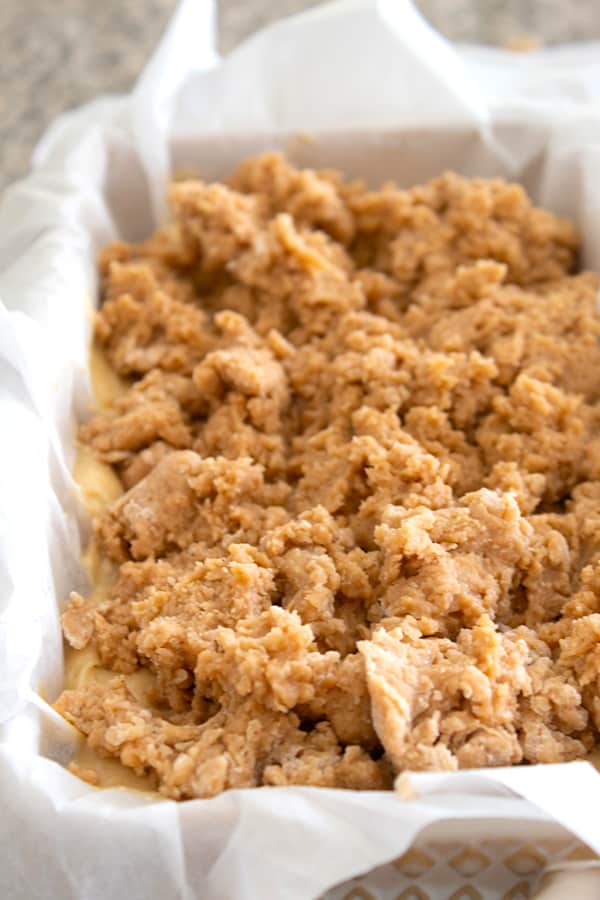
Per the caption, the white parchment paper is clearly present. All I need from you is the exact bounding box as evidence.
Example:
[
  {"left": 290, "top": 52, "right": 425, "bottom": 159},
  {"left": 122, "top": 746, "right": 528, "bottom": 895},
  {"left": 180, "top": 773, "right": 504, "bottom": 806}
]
[{"left": 2, "top": 2, "right": 600, "bottom": 897}]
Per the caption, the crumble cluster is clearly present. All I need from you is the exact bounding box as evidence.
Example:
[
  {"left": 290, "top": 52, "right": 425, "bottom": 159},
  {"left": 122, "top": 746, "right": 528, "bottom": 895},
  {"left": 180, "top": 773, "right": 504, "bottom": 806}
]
[{"left": 55, "top": 153, "right": 600, "bottom": 799}]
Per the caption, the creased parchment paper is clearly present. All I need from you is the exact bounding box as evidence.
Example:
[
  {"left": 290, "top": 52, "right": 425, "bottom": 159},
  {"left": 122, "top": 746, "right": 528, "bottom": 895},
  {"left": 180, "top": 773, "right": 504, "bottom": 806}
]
[{"left": 3, "top": 2, "right": 600, "bottom": 898}]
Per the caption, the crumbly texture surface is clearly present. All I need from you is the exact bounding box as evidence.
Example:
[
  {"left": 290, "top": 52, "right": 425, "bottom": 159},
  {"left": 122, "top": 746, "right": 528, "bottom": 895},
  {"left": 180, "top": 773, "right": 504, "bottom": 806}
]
[{"left": 55, "top": 152, "right": 600, "bottom": 800}]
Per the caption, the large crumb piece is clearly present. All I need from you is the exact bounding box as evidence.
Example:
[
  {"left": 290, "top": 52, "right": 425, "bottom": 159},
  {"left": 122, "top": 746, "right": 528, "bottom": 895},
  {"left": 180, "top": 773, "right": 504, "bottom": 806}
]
[
  {"left": 56, "top": 152, "right": 600, "bottom": 798},
  {"left": 374, "top": 488, "right": 532, "bottom": 629},
  {"left": 359, "top": 616, "right": 528, "bottom": 771},
  {"left": 359, "top": 616, "right": 588, "bottom": 772},
  {"left": 55, "top": 681, "right": 389, "bottom": 799}
]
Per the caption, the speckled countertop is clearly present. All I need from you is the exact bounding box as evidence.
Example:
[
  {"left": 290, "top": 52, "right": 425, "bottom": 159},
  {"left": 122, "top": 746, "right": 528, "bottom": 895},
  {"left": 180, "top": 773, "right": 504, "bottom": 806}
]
[{"left": 1, "top": 0, "right": 599, "bottom": 191}]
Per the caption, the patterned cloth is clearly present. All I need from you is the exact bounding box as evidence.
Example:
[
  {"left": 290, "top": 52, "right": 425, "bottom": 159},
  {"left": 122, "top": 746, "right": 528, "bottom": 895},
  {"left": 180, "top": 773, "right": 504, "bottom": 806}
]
[{"left": 326, "top": 835, "right": 598, "bottom": 899}]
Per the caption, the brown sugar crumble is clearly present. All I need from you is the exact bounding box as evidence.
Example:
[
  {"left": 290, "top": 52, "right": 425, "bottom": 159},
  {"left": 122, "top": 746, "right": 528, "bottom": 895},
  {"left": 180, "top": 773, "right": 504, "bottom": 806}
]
[{"left": 54, "top": 152, "right": 600, "bottom": 799}]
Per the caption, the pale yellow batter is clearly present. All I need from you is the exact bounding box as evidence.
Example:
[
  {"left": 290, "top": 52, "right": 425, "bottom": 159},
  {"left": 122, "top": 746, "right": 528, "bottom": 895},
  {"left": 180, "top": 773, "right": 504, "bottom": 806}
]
[{"left": 65, "top": 346, "right": 156, "bottom": 792}]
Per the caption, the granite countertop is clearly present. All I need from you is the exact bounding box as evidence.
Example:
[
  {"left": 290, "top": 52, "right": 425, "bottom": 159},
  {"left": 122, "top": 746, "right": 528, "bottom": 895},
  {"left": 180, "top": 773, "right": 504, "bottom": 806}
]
[{"left": 1, "top": 0, "right": 599, "bottom": 192}]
